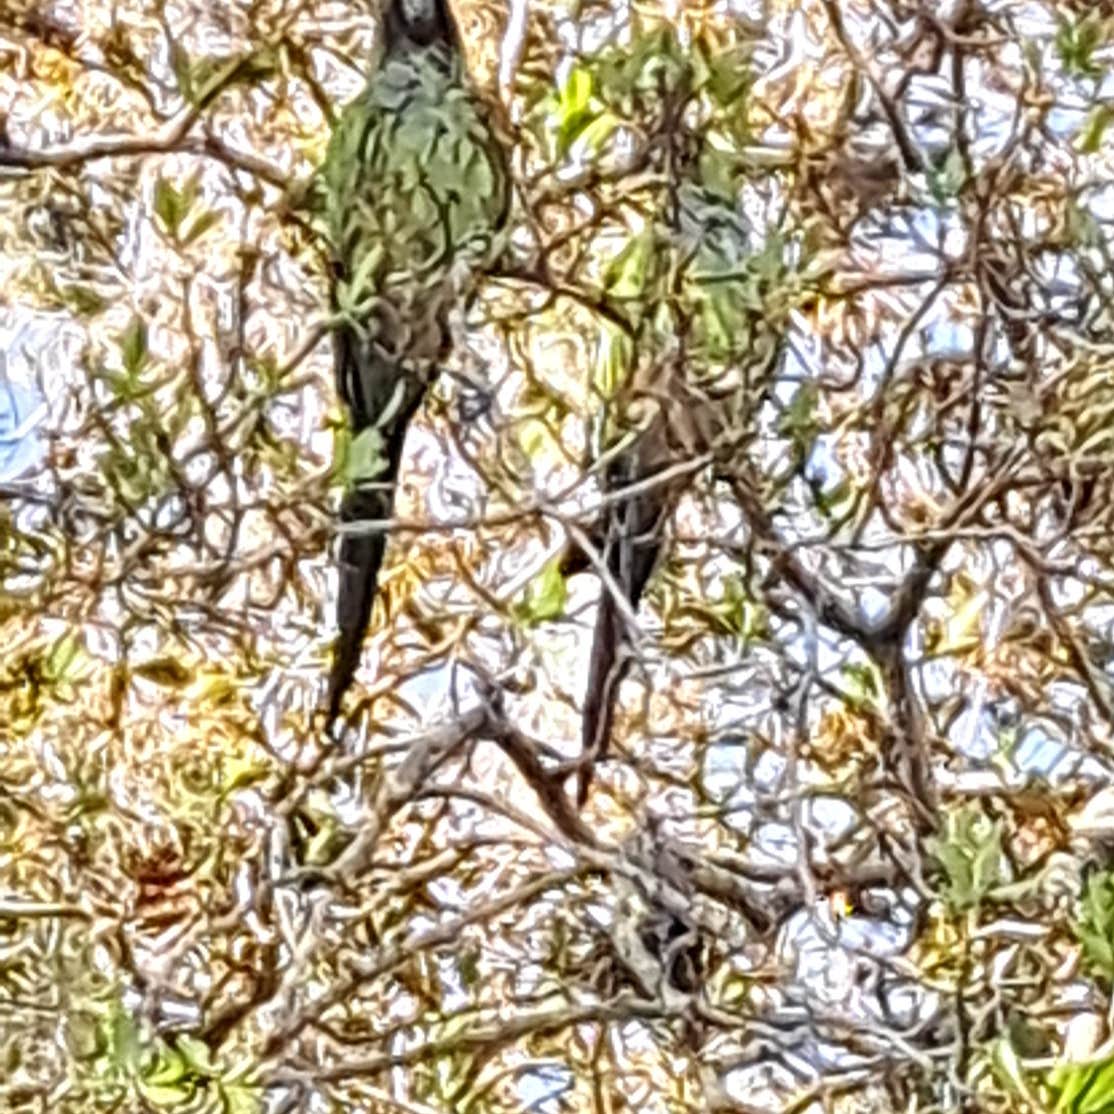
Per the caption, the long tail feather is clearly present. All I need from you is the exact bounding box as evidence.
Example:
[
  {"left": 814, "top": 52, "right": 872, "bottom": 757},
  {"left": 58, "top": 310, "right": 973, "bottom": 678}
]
[
  {"left": 324, "top": 331, "right": 426, "bottom": 732},
  {"left": 576, "top": 455, "right": 667, "bottom": 804},
  {"left": 578, "top": 581, "right": 627, "bottom": 805},
  {"left": 324, "top": 486, "right": 392, "bottom": 729}
]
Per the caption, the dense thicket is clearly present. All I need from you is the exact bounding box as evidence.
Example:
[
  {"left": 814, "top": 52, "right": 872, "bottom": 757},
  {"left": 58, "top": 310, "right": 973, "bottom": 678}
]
[{"left": 3, "top": 2, "right": 1114, "bottom": 1111}]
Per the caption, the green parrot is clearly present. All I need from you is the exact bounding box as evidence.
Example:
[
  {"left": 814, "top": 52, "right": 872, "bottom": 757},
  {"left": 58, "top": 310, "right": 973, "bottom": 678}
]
[
  {"left": 573, "top": 375, "right": 709, "bottom": 805},
  {"left": 318, "top": 0, "right": 509, "bottom": 729},
  {"left": 573, "top": 174, "right": 780, "bottom": 804}
]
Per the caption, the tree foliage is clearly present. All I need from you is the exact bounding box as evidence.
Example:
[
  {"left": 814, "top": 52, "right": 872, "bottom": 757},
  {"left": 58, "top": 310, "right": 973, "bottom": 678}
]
[{"left": 4, "top": 0, "right": 1114, "bottom": 1111}]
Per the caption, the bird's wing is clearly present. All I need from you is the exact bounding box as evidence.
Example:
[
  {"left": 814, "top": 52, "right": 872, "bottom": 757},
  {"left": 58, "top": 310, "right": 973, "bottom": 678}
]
[{"left": 577, "top": 403, "right": 674, "bottom": 804}]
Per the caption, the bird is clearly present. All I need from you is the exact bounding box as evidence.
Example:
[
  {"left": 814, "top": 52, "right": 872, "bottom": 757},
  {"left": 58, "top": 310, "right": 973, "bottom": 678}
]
[
  {"left": 574, "top": 368, "right": 712, "bottom": 805},
  {"left": 570, "top": 169, "right": 788, "bottom": 804},
  {"left": 316, "top": 0, "right": 509, "bottom": 731}
]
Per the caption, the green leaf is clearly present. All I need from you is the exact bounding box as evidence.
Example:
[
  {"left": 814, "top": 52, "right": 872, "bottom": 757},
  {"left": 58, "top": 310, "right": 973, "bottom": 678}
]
[
  {"left": 44, "top": 629, "right": 90, "bottom": 686},
  {"left": 181, "top": 209, "right": 223, "bottom": 244},
  {"left": 752, "top": 233, "right": 787, "bottom": 282},
  {"left": 176, "top": 54, "right": 222, "bottom": 107},
  {"left": 1080, "top": 1058, "right": 1114, "bottom": 1113},
  {"left": 710, "top": 575, "right": 767, "bottom": 643},
  {"left": 341, "top": 241, "right": 386, "bottom": 310},
  {"left": 555, "top": 65, "right": 597, "bottom": 156},
  {"left": 294, "top": 790, "right": 348, "bottom": 867},
  {"left": 516, "top": 557, "right": 568, "bottom": 625},
  {"left": 991, "top": 1035, "right": 1029, "bottom": 1099},
  {"left": 929, "top": 803, "right": 1003, "bottom": 913},
  {"left": 174, "top": 1035, "right": 216, "bottom": 1076},
  {"left": 120, "top": 317, "right": 148, "bottom": 376},
  {"left": 104, "top": 435, "right": 169, "bottom": 506},
  {"left": 1079, "top": 105, "right": 1114, "bottom": 153},
  {"left": 344, "top": 427, "right": 386, "bottom": 488},
  {"left": 929, "top": 147, "right": 966, "bottom": 203},
  {"left": 604, "top": 229, "right": 655, "bottom": 302},
  {"left": 1064, "top": 200, "right": 1102, "bottom": 248},
  {"left": 594, "top": 320, "right": 633, "bottom": 398},
  {"left": 700, "top": 286, "right": 738, "bottom": 359},
  {"left": 1076, "top": 870, "right": 1114, "bottom": 980},
  {"left": 840, "top": 661, "right": 881, "bottom": 712},
  {"left": 154, "top": 178, "right": 184, "bottom": 237},
  {"left": 598, "top": 26, "right": 686, "bottom": 100},
  {"left": 563, "top": 66, "right": 592, "bottom": 117},
  {"left": 704, "top": 46, "right": 751, "bottom": 107},
  {"left": 698, "top": 146, "right": 740, "bottom": 202},
  {"left": 175, "top": 49, "right": 279, "bottom": 109},
  {"left": 1056, "top": 15, "right": 1107, "bottom": 79},
  {"left": 574, "top": 112, "right": 618, "bottom": 155},
  {"left": 102, "top": 370, "right": 142, "bottom": 404},
  {"left": 220, "top": 1082, "right": 263, "bottom": 1114},
  {"left": 59, "top": 283, "right": 107, "bottom": 317},
  {"left": 778, "top": 381, "right": 820, "bottom": 440},
  {"left": 812, "top": 476, "right": 854, "bottom": 521},
  {"left": 138, "top": 1081, "right": 193, "bottom": 1107},
  {"left": 1052, "top": 1060, "right": 1096, "bottom": 1112},
  {"left": 153, "top": 175, "right": 201, "bottom": 239},
  {"left": 104, "top": 1003, "right": 147, "bottom": 1074},
  {"left": 458, "top": 947, "right": 481, "bottom": 988},
  {"left": 517, "top": 417, "right": 553, "bottom": 463},
  {"left": 143, "top": 1047, "right": 189, "bottom": 1087},
  {"left": 1051, "top": 1054, "right": 1114, "bottom": 1114}
]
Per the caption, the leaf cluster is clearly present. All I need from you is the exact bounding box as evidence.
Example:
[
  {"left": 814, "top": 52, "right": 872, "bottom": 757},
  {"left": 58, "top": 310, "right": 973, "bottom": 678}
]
[
  {"left": 1076, "top": 870, "right": 1114, "bottom": 981},
  {"left": 1047, "top": 1053, "right": 1114, "bottom": 1114},
  {"left": 153, "top": 173, "right": 223, "bottom": 245},
  {"left": 930, "top": 803, "right": 1004, "bottom": 913},
  {"left": 1056, "top": 15, "right": 1108, "bottom": 79},
  {"left": 70, "top": 1000, "right": 261, "bottom": 1112}
]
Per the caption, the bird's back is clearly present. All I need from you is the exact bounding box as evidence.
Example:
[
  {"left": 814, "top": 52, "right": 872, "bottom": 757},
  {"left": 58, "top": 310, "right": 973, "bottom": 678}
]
[{"left": 321, "top": 33, "right": 506, "bottom": 387}]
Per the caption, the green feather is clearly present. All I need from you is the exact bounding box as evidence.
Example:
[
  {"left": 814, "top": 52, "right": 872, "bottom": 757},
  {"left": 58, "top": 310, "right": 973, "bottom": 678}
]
[{"left": 319, "top": 45, "right": 507, "bottom": 365}]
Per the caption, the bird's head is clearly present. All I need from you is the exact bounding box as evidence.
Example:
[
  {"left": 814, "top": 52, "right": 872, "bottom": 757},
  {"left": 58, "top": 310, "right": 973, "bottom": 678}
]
[{"left": 383, "top": 0, "right": 458, "bottom": 48}]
